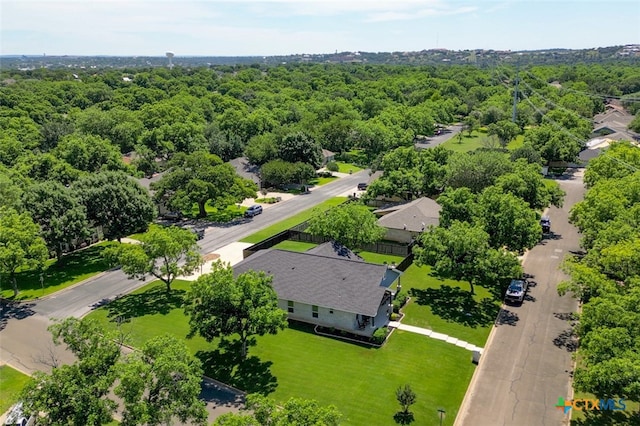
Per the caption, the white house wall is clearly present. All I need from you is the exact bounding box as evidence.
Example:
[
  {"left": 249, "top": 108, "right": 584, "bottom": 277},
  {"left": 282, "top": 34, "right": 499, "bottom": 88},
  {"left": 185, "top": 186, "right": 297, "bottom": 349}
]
[
  {"left": 384, "top": 228, "right": 418, "bottom": 244},
  {"left": 278, "top": 299, "right": 357, "bottom": 331}
]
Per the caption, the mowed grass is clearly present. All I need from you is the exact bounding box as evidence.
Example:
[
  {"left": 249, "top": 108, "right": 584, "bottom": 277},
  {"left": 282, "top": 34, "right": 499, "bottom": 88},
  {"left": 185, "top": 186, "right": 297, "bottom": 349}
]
[
  {"left": 400, "top": 264, "right": 500, "bottom": 347},
  {"left": 271, "top": 240, "right": 406, "bottom": 266},
  {"left": 240, "top": 197, "right": 348, "bottom": 243},
  {"left": 440, "top": 130, "right": 524, "bottom": 153},
  {"left": 1, "top": 242, "right": 112, "bottom": 301},
  {"left": 186, "top": 203, "right": 246, "bottom": 222},
  {"left": 335, "top": 162, "right": 363, "bottom": 174},
  {"left": 309, "top": 176, "right": 339, "bottom": 186},
  {"left": 0, "top": 365, "right": 31, "bottom": 414},
  {"left": 86, "top": 279, "right": 475, "bottom": 426}
]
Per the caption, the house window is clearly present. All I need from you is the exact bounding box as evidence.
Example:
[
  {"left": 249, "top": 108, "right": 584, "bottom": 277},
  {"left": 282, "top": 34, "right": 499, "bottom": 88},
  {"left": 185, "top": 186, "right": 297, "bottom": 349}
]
[
  {"left": 312, "top": 305, "right": 318, "bottom": 318},
  {"left": 287, "top": 301, "right": 294, "bottom": 313}
]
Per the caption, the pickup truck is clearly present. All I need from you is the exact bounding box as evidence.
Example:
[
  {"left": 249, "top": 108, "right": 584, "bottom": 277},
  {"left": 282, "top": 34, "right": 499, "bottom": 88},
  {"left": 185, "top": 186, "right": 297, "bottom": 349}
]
[{"left": 504, "top": 279, "right": 528, "bottom": 304}]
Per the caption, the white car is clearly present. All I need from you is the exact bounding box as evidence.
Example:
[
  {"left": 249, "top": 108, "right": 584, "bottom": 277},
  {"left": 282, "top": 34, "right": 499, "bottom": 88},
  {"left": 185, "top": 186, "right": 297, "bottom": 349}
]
[{"left": 504, "top": 279, "right": 528, "bottom": 304}]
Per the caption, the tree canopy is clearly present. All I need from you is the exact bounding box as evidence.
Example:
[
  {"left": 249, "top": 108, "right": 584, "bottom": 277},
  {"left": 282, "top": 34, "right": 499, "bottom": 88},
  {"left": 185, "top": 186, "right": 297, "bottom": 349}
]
[
  {"left": 104, "top": 224, "right": 203, "bottom": 291},
  {"left": 183, "top": 262, "right": 288, "bottom": 359},
  {"left": 306, "top": 203, "right": 386, "bottom": 250}
]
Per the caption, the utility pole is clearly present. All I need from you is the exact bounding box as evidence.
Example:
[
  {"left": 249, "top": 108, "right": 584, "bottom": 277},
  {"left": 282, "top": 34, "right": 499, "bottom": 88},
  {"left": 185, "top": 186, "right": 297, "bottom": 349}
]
[{"left": 512, "top": 66, "right": 519, "bottom": 123}]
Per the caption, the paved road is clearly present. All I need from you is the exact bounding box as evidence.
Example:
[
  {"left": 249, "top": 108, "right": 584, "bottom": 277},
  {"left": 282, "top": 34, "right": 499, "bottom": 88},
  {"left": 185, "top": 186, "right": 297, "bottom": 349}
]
[
  {"left": 0, "top": 170, "right": 370, "bottom": 422},
  {"left": 414, "top": 124, "right": 463, "bottom": 149},
  {"left": 455, "top": 169, "right": 585, "bottom": 426}
]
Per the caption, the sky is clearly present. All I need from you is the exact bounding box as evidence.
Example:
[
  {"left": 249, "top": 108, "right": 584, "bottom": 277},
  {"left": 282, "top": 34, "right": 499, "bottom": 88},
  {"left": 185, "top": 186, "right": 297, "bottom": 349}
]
[{"left": 1, "top": 0, "right": 639, "bottom": 56}]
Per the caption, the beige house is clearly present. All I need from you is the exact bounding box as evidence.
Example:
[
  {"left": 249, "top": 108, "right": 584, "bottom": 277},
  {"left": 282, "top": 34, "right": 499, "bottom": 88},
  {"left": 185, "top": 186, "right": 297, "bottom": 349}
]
[{"left": 374, "top": 197, "right": 441, "bottom": 243}]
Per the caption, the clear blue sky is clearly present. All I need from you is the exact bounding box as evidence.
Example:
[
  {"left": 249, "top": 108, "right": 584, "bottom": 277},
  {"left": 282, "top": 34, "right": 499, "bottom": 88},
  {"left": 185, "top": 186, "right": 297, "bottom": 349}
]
[{"left": 2, "top": 0, "right": 639, "bottom": 56}]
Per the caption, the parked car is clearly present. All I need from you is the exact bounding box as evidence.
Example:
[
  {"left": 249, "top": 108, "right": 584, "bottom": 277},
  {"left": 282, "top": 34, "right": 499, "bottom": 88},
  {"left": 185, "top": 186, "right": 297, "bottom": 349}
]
[
  {"left": 244, "top": 205, "right": 263, "bottom": 217},
  {"left": 357, "top": 182, "right": 368, "bottom": 190},
  {"left": 186, "top": 226, "right": 205, "bottom": 240},
  {"left": 4, "top": 402, "right": 35, "bottom": 426},
  {"left": 540, "top": 216, "right": 551, "bottom": 233},
  {"left": 504, "top": 279, "right": 528, "bottom": 304},
  {"left": 161, "top": 211, "right": 183, "bottom": 222}
]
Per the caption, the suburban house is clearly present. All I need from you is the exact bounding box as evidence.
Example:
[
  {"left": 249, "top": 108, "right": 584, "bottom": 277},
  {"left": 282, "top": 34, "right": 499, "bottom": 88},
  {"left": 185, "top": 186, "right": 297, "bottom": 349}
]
[
  {"left": 374, "top": 197, "right": 441, "bottom": 243},
  {"left": 233, "top": 242, "right": 401, "bottom": 336},
  {"left": 321, "top": 149, "right": 336, "bottom": 166}
]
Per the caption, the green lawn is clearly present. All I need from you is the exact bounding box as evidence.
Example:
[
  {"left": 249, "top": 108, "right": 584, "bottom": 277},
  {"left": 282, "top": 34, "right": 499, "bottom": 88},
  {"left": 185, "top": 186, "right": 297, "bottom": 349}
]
[
  {"left": 308, "top": 176, "right": 339, "bottom": 187},
  {"left": 271, "top": 240, "right": 406, "bottom": 266},
  {"left": 240, "top": 197, "right": 348, "bottom": 243},
  {"left": 400, "top": 264, "right": 500, "bottom": 347},
  {"left": 335, "top": 162, "right": 363, "bottom": 174},
  {"left": 0, "top": 365, "right": 31, "bottom": 414},
  {"left": 440, "top": 130, "right": 524, "bottom": 154},
  {"left": 86, "top": 279, "right": 475, "bottom": 425},
  {"left": 186, "top": 203, "right": 246, "bottom": 222},
  {"left": 1, "top": 242, "right": 112, "bottom": 301}
]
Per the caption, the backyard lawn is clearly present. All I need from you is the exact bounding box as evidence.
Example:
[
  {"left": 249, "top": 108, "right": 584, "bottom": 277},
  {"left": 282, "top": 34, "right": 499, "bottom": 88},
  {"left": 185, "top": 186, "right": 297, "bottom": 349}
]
[
  {"left": 0, "top": 242, "right": 112, "bottom": 301},
  {"left": 0, "top": 365, "right": 31, "bottom": 414},
  {"left": 240, "top": 197, "right": 348, "bottom": 243},
  {"left": 399, "top": 264, "right": 500, "bottom": 347},
  {"left": 440, "top": 130, "right": 524, "bottom": 153},
  {"left": 87, "top": 279, "right": 475, "bottom": 426},
  {"left": 271, "top": 240, "right": 406, "bottom": 266}
]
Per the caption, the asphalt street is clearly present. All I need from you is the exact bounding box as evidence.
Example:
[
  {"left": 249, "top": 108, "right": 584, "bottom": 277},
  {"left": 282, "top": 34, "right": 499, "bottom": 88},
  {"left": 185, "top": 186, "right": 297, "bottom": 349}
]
[
  {"left": 455, "top": 169, "right": 585, "bottom": 426},
  {"left": 0, "top": 169, "right": 370, "bottom": 422}
]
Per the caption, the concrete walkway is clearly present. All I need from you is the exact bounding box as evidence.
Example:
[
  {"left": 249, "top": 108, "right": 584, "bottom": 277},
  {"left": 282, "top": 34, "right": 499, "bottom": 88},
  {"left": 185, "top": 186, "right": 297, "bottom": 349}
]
[{"left": 388, "top": 321, "right": 484, "bottom": 353}]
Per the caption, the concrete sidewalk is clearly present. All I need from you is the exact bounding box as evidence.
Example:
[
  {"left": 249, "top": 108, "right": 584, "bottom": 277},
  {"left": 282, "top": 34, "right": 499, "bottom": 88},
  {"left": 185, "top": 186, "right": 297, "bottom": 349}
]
[{"left": 388, "top": 321, "right": 484, "bottom": 353}]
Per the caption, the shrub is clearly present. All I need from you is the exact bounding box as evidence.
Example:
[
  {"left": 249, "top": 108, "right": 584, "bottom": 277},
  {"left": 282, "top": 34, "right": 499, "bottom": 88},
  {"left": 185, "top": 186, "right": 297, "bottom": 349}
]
[
  {"left": 326, "top": 161, "right": 339, "bottom": 172},
  {"left": 317, "top": 170, "right": 333, "bottom": 178},
  {"left": 393, "top": 294, "right": 409, "bottom": 314},
  {"left": 390, "top": 313, "right": 400, "bottom": 321},
  {"left": 372, "top": 327, "right": 388, "bottom": 344}
]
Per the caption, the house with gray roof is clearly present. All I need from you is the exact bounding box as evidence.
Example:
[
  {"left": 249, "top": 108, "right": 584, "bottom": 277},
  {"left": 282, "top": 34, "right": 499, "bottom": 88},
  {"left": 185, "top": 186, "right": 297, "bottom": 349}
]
[
  {"left": 233, "top": 245, "right": 401, "bottom": 336},
  {"left": 374, "top": 197, "right": 441, "bottom": 243}
]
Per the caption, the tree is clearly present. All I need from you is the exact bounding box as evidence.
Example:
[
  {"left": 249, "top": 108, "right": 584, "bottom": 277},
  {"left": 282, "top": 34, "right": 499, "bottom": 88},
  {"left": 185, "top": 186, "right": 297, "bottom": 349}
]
[
  {"left": 583, "top": 141, "right": 640, "bottom": 188},
  {"left": 523, "top": 124, "right": 584, "bottom": 164},
  {"left": 0, "top": 207, "right": 48, "bottom": 297},
  {"left": 214, "top": 394, "right": 341, "bottom": 426},
  {"left": 21, "top": 318, "right": 122, "bottom": 426},
  {"left": 445, "top": 150, "right": 513, "bottom": 193},
  {"left": 53, "top": 133, "right": 126, "bottom": 173},
  {"left": 22, "top": 181, "right": 90, "bottom": 260},
  {"left": 495, "top": 161, "right": 565, "bottom": 209},
  {"left": 277, "top": 131, "right": 323, "bottom": 169},
  {"left": 151, "top": 151, "right": 257, "bottom": 218},
  {"left": 115, "top": 335, "right": 208, "bottom": 426},
  {"left": 394, "top": 384, "right": 417, "bottom": 424},
  {"left": 104, "top": 225, "right": 203, "bottom": 292},
  {"left": 487, "top": 120, "right": 521, "bottom": 148},
  {"left": 436, "top": 187, "right": 478, "bottom": 228},
  {"left": 306, "top": 203, "right": 386, "bottom": 249},
  {"left": 73, "top": 171, "right": 155, "bottom": 241},
  {"left": 183, "top": 262, "right": 288, "bottom": 359},
  {"left": 477, "top": 186, "right": 542, "bottom": 252},
  {"left": 413, "top": 221, "right": 521, "bottom": 294}
]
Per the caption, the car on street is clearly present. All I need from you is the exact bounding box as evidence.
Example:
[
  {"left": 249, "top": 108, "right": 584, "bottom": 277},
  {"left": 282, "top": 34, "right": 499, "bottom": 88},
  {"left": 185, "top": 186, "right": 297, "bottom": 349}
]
[
  {"left": 540, "top": 216, "right": 551, "bottom": 234},
  {"left": 504, "top": 278, "right": 528, "bottom": 304},
  {"left": 244, "top": 205, "right": 263, "bottom": 217},
  {"left": 357, "top": 182, "right": 368, "bottom": 190}
]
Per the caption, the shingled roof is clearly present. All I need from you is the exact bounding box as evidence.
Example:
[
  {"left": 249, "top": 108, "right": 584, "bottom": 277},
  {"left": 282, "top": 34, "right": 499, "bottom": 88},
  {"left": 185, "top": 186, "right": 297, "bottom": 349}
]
[
  {"left": 306, "top": 241, "right": 364, "bottom": 262},
  {"left": 375, "top": 197, "right": 441, "bottom": 232},
  {"left": 233, "top": 249, "right": 396, "bottom": 317}
]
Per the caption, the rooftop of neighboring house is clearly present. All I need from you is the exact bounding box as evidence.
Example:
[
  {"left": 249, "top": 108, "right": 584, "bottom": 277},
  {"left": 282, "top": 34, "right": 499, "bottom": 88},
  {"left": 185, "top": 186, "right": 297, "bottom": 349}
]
[{"left": 374, "top": 197, "right": 441, "bottom": 233}]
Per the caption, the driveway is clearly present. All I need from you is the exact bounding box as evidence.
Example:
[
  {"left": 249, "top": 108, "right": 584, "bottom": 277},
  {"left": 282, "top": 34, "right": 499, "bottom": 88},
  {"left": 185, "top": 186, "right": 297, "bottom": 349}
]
[
  {"left": 455, "top": 168, "right": 584, "bottom": 426},
  {"left": 414, "top": 124, "right": 463, "bottom": 149},
  {"left": 0, "top": 169, "right": 371, "bottom": 422}
]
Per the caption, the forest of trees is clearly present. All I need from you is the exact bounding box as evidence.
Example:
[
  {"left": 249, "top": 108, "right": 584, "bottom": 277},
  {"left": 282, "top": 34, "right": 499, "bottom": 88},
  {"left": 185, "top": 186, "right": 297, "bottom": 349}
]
[{"left": 2, "top": 60, "right": 640, "bottom": 414}]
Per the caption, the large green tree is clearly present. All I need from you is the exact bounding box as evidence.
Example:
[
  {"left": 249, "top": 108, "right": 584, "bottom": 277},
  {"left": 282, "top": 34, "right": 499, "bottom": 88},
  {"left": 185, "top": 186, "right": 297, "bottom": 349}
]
[
  {"left": 21, "top": 318, "right": 122, "bottom": 426},
  {"left": 115, "top": 335, "right": 208, "bottom": 426},
  {"left": 183, "top": 262, "right": 288, "bottom": 359},
  {"left": 0, "top": 207, "right": 48, "bottom": 297},
  {"left": 276, "top": 131, "right": 323, "bottom": 169},
  {"left": 477, "top": 186, "right": 542, "bottom": 253},
  {"left": 413, "top": 221, "right": 521, "bottom": 294},
  {"left": 152, "top": 151, "right": 257, "bottom": 218},
  {"left": 22, "top": 181, "right": 90, "bottom": 260},
  {"left": 104, "top": 225, "right": 203, "bottom": 292},
  {"left": 445, "top": 150, "right": 513, "bottom": 193},
  {"left": 306, "top": 203, "right": 386, "bottom": 250},
  {"left": 73, "top": 171, "right": 155, "bottom": 241}
]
